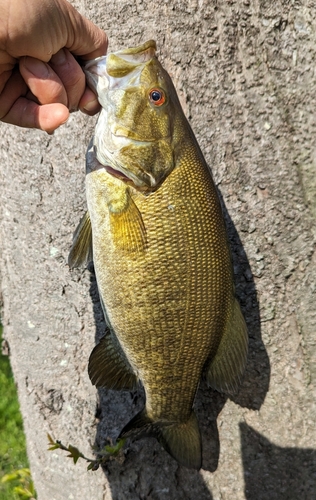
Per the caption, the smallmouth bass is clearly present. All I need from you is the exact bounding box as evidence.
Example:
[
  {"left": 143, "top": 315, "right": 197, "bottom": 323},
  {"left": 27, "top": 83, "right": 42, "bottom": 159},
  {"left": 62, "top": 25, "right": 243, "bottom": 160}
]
[{"left": 69, "top": 40, "right": 248, "bottom": 470}]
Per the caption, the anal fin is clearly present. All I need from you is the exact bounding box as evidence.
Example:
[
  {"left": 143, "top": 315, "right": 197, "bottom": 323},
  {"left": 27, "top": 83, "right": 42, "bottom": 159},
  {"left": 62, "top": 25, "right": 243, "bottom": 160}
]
[
  {"left": 68, "top": 211, "right": 93, "bottom": 268},
  {"left": 88, "top": 333, "right": 138, "bottom": 390},
  {"left": 206, "top": 297, "right": 248, "bottom": 395},
  {"left": 119, "top": 410, "right": 202, "bottom": 470}
]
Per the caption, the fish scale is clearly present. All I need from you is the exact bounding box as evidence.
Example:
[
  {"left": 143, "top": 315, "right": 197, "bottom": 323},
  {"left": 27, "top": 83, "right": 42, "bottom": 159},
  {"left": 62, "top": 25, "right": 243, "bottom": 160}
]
[
  {"left": 69, "top": 40, "right": 248, "bottom": 469},
  {"left": 86, "top": 141, "right": 231, "bottom": 425}
]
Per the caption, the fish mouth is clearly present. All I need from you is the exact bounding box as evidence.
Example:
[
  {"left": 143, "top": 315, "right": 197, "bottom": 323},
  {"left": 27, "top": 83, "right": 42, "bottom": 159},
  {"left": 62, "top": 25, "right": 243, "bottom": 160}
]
[
  {"left": 95, "top": 157, "right": 140, "bottom": 188},
  {"left": 102, "top": 161, "right": 155, "bottom": 193},
  {"left": 103, "top": 164, "right": 132, "bottom": 183},
  {"left": 86, "top": 140, "right": 154, "bottom": 192}
]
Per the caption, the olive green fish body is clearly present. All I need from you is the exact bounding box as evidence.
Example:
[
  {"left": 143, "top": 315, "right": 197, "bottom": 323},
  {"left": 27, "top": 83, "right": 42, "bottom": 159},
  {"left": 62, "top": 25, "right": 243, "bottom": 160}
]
[
  {"left": 87, "top": 139, "right": 231, "bottom": 413},
  {"left": 70, "top": 41, "right": 248, "bottom": 469}
]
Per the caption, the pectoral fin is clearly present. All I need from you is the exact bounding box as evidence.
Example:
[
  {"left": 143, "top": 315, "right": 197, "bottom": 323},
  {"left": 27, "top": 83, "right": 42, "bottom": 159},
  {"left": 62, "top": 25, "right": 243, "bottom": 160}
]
[
  {"left": 206, "top": 298, "right": 248, "bottom": 395},
  {"left": 68, "top": 211, "right": 93, "bottom": 268},
  {"left": 119, "top": 410, "right": 202, "bottom": 470},
  {"left": 109, "top": 190, "right": 147, "bottom": 253},
  {"left": 88, "top": 333, "right": 138, "bottom": 391}
]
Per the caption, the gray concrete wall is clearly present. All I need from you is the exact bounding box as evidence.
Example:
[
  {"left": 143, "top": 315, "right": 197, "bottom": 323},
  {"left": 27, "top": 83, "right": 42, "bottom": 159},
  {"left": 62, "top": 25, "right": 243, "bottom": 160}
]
[{"left": 0, "top": 1, "right": 315, "bottom": 499}]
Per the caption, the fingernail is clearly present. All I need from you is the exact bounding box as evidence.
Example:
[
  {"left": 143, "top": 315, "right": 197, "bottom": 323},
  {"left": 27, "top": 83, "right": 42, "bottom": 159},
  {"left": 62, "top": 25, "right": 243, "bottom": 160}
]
[
  {"left": 83, "top": 98, "right": 99, "bottom": 112},
  {"left": 50, "top": 49, "right": 67, "bottom": 66},
  {"left": 23, "top": 57, "right": 49, "bottom": 78}
]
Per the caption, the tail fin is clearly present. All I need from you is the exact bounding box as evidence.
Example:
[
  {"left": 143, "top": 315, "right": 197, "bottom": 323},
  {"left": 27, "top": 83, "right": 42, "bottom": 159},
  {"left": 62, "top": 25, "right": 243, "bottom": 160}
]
[{"left": 119, "top": 409, "right": 202, "bottom": 470}]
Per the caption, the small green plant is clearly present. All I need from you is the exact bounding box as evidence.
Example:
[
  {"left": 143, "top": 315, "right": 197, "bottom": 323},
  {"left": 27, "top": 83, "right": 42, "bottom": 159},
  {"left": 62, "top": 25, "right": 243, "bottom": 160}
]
[
  {"left": 1, "top": 468, "right": 36, "bottom": 500},
  {"left": 0, "top": 323, "right": 36, "bottom": 499},
  {"left": 47, "top": 434, "right": 126, "bottom": 471}
]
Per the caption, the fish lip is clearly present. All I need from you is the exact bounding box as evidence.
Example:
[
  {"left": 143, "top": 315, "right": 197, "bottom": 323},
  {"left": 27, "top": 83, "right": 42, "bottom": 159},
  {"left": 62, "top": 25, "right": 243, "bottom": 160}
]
[
  {"left": 102, "top": 161, "right": 156, "bottom": 192},
  {"left": 91, "top": 153, "right": 136, "bottom": 184},
  {"left": 83, "top": 55, "right": 107, "bottom": 71},
  {"left": 103, "top": 163, "right": 155, "bottom": 193},
  {"left": 102, "top": 164, "right": 132, "bottom": 183}
]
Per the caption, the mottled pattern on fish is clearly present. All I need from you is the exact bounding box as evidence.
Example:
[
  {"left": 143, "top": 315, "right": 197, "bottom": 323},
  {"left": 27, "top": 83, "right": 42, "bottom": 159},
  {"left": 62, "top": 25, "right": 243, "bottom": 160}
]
[{"left": 69, "top": 40, "right": 248, "bottom": 470}]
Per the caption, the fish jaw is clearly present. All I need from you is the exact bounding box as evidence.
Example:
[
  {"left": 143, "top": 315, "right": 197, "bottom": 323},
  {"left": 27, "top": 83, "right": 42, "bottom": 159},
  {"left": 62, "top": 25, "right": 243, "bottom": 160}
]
[
  {"left": 85, "top": 137, "right": 143, "bottom": 190},
  {"left": 85, "top": 105, "right": 175, "bottom": 192},
  {"left": 93, "top": 109, "right": 167, "bottom": 192},
  {"left": 84, "top": 55, "right": 108, "bottom": 107}
]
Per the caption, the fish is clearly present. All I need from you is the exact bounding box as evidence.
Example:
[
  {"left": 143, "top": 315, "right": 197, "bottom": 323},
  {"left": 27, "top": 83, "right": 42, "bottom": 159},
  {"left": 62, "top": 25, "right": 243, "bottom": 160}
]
[{"left": 69, "top": 40, "right": 248, "bottom": 470}]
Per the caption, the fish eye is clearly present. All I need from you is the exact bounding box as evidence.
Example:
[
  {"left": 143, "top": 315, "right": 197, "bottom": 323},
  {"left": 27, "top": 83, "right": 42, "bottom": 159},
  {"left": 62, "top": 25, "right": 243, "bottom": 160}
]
[{"left": 149, "top": 88, "right": 166, "bottom": 106}]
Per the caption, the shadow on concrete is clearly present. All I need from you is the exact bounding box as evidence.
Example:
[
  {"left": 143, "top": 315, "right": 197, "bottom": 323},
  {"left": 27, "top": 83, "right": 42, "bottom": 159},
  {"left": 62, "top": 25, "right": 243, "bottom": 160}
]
[
  {"left": 222, "top": 200, "right": 270, "bottom": 412},
  {"left": 240, "top": 422, "right": 316, "bottom": 500},
  {"left": 194, "top": 198, "right": 271, "bottom": 473}
]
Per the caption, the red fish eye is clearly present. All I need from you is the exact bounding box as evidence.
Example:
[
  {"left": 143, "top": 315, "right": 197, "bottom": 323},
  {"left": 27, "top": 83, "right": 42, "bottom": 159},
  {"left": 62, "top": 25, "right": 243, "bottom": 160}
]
[{"left": 149, "top": 88, "right": 165, "bottom": 106}]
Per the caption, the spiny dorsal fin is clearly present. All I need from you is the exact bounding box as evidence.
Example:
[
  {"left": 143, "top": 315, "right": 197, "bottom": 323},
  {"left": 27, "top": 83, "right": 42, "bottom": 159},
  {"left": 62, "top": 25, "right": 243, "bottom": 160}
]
[
  {"left": 205, "top": 297, "right": 248, "bottom": 395},
  {"left": 68, "top": 211, "right": 93, "bottom": 268},
  {"left": 109, "top": 191, "right": 147, "bottom": 253},
  {"left": 88, "top": 333, "right": 138, "bottom": 391},
  {"left": 119, "top": 410, "right": 202, "bottom": 470}
]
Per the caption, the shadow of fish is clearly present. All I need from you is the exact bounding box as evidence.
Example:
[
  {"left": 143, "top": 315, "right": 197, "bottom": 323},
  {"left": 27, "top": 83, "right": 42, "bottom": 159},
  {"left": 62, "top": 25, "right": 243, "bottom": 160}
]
[{"left": 69, "top": 40, "right": 248, "bottom": 470}]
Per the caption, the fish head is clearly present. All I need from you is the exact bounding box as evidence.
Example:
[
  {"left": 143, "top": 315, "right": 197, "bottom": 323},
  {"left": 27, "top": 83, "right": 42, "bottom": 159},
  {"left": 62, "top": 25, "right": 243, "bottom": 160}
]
[{"left": 84, "top": 40, "right": 185, "bottom": 193}]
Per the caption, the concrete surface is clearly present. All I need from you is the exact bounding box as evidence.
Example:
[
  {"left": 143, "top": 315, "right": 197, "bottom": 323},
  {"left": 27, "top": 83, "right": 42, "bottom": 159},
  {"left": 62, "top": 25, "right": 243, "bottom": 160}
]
[{"left": 0, "top": 1, "right": 315, "bottom": 498}]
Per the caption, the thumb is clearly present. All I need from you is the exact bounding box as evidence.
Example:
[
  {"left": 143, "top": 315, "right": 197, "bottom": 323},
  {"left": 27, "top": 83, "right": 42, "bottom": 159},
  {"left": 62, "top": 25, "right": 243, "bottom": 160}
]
[{"left": 63, "top": 2, "right": 108, "bottom": 59}]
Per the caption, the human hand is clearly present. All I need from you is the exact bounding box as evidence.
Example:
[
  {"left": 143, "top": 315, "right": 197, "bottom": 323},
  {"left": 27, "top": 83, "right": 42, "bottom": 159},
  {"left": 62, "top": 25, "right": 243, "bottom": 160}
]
[{"left": 0, "top": 0, "right": 108, "bottom": 133}]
